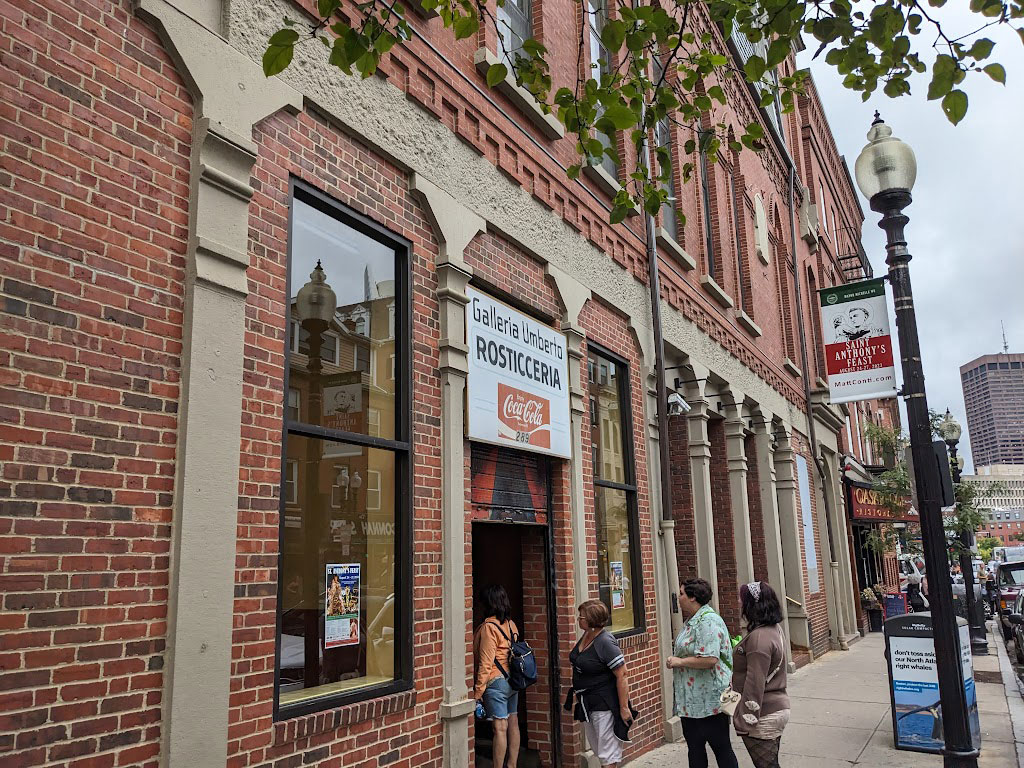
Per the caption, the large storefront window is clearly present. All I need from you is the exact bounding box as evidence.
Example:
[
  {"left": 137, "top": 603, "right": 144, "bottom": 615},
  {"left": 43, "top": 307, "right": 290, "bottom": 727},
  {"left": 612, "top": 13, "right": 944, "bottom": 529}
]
[
  {"left": 588, "top": 346, "right": 642, "bottom": 633},
  {"left": 276, "top": 184, "right": 411, "bottom": 717}
]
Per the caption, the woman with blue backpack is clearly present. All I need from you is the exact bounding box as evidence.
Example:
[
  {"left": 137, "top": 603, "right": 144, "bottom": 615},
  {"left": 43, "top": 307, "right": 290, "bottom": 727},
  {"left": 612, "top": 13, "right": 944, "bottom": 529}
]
[{"left": 473, "top": 584, "right": 523, "bottom": 768}]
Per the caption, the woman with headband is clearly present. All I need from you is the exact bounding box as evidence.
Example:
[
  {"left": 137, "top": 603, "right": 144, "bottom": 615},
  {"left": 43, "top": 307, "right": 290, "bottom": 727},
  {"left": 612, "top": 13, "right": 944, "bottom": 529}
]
[{"left": 731, "top": 581, "right": 790, "bottom": 768}]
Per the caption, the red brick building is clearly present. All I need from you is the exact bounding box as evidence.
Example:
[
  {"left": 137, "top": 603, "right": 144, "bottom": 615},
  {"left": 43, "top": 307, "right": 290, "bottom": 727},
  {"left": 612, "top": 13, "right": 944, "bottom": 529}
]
[{"left": 1, "top": 0, "right": 895, "bottom": 766}]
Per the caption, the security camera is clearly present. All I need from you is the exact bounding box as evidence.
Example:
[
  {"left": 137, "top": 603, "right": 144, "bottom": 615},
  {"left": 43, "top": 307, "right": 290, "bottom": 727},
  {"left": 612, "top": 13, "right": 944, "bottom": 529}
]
[{"left": 667, "top": 392, "right": 691, "bottom": 417}]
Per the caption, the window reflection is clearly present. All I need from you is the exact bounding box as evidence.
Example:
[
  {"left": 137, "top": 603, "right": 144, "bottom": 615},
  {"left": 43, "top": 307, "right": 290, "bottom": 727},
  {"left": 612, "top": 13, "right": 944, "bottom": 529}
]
[
  {"left": 278, "top": 195, "right": 407, "bottom": 711},
  {"left": 587, "top": 347, "right": 640, "bottom": 632}
]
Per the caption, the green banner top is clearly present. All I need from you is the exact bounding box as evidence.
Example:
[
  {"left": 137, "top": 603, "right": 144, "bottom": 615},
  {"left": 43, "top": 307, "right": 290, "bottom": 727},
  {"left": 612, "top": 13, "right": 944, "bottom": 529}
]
[{"left": 819, "top": 277, "right": 886, "bottom": 307}]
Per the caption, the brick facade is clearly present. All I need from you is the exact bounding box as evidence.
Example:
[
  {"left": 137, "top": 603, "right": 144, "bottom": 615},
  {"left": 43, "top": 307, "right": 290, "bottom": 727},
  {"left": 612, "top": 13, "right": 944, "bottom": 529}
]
[
  {"left": 0, "top": 1, "right": 191, "bottom": 764},
  {"left": 0, "top": 0, "right": 891, "bottom": 765}
]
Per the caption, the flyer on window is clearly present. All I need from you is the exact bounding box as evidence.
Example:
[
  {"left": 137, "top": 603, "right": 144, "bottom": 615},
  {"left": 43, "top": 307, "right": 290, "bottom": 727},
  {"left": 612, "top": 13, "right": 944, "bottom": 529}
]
[
  {"left": 610, "top": 561, "right": 625, "bottom": 609},
  {"left": 325, "top": 563, "right": 360, "bottom": 649}
]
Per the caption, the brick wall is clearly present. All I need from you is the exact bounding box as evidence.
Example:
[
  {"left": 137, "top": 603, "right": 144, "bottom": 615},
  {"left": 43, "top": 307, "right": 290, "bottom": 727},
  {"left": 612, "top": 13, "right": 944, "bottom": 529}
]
[
  {"left": 0, "top": 1, "right": 191, "bottom": 764},
  {"left": 708, "top": 419, "right": 739, "bottom": 634},
  {"left": 520, "top": 530, "right": 553, "bottom": 766},
  {"left": 668, "top": 414, "right": 697, "bottom": 582},
  {"left": 746, "top": 434, "right": 769, "bottom": 582}
]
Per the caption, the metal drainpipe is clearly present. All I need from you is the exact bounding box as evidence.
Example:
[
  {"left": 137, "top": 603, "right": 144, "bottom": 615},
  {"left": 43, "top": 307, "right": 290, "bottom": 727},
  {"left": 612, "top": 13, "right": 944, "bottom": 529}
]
[
  {"left": 784, "top": 142, "right": 845, "bottom": 650},
  {"left": 639, "top": 109, "right": 684, "bottom": 643}
]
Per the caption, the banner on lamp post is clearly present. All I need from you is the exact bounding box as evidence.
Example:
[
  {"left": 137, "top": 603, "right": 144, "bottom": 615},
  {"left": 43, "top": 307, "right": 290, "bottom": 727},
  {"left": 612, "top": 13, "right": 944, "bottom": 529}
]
[{"left": 819, "top": 278, "right": 898, "bottom": 404}]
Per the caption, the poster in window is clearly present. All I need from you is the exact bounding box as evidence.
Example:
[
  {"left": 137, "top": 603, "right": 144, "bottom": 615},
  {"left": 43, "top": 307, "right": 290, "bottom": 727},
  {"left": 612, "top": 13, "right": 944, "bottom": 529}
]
[
  {"left": 610, "top": 561, "right": 625, "bottom": 608},
  {"left": 322, "top": 371, "right": 364, "bottom": 435},
  {"left": 818, "top": 278, "right": 897, "bottom": 404},
  {"left": 325, "top": 563, "right": 360, "bottom": 649}
]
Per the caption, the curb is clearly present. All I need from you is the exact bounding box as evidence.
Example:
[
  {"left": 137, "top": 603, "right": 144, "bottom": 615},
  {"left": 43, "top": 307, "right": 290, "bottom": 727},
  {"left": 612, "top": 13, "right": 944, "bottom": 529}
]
[{"left": 992, "top": 622, "right": 1024, "bottom": 767}]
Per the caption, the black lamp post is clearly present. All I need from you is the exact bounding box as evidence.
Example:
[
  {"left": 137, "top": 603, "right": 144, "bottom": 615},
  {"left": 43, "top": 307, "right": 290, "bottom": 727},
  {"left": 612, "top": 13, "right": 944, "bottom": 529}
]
[
  {"left": 855, "top": 115, "right": 978, "bottom": 767},
  {"left": 937, "top": 409, "right": 987, "bottom": 655},
  {"left": 296, "top": 261, "right": 337, "bottom": 689},
  {"left": 938, "top": 409, "right": 988, "bottom": 655}
]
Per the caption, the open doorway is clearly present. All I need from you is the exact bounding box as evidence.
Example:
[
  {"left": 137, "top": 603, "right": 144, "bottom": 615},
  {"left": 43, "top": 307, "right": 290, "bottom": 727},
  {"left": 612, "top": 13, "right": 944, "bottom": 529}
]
[{"left": 472, "top": 522, "right": 553, "bottom": 768}]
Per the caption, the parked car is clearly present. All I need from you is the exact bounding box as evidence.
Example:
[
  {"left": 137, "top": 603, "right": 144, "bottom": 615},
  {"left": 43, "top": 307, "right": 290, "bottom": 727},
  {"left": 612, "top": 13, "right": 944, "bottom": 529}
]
[
  {"left": 1009, "top": 592, "right": 1024, "bottom": 665},
  {"left": 995, "top": 560, "right": 1024, "bottom": 641}
]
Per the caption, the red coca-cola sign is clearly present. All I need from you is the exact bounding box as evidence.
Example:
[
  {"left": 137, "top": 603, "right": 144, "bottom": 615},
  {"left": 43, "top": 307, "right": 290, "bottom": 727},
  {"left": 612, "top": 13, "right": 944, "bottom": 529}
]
[{"left": 497, "top": 382, "right": 551, "bottom": 449}]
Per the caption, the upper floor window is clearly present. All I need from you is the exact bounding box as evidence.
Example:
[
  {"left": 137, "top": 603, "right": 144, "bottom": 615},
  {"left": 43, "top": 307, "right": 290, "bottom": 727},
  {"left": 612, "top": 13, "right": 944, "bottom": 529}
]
[
  {"left": 699, "top": 133, "right": 716, "bottom": 276},
  {"left": 588, "top": 345, "right": 642, "bottom": 634},
  {"left": 653, "top": 58, "right": 677, "bottom": 241},
  {"left": 589, "top": 0, "right": 618, "bottom": 180},
  {"left": 277, "top": 183, "right": 411, "bottom": 718},
  {"left": 498, "top": 0, "right": 532, "bottom": 68}
]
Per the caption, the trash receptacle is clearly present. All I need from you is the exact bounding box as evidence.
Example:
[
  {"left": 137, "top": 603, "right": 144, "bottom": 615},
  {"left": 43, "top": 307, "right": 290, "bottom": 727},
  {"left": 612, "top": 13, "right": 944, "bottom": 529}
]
[{"left": 883, "top": 613, "right": 981, "bottom": 753}]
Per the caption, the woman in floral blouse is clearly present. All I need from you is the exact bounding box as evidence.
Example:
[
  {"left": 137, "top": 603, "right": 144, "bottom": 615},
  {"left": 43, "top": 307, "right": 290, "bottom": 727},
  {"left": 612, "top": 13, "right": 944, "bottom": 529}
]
[{"left": 665, "top": 578, "right": 739, "bottom": 768}]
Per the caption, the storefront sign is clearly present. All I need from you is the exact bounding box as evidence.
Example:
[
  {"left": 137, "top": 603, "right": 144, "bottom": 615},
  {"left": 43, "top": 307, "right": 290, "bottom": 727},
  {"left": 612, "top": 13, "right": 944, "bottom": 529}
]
[
  {"left": 325, "top": 563, "right": 360, "bottom": 649},
  {"left": 819, "top": 278, "right": 897, "bottom": 404},
  {"left": 848, "top": 480, "right": 919, "bottom": 522},
  {"left": 466, "top": 287, "right": 571, "bottom": 458}
]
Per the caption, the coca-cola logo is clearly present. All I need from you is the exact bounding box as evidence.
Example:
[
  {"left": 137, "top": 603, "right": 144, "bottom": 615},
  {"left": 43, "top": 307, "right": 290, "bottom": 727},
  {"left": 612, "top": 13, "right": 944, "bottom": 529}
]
[
  {"left": 503, "top": 393, "right": 545, "bottom": 427},
  {"left": 497, "top": 383, "right": 550, "bottom": 448}
]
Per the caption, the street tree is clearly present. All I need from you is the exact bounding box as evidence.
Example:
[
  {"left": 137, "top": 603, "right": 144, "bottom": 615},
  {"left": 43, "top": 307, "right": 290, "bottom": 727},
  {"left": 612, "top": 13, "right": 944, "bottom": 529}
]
[{"left": 263, "top": 0, "right": 1021, "bottom": 224}]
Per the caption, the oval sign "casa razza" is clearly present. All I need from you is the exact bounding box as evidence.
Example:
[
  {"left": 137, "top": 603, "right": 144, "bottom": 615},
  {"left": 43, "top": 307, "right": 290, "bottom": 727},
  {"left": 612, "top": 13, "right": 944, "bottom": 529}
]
[{"left": 465, "top": 287, "right": 571, "bottom": 458}]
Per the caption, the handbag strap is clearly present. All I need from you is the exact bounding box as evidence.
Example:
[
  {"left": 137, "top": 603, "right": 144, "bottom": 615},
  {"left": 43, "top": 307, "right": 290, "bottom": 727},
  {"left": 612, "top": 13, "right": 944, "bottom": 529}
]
[{"left": 764, "top": 626, "right": 785, "bottom": 685}]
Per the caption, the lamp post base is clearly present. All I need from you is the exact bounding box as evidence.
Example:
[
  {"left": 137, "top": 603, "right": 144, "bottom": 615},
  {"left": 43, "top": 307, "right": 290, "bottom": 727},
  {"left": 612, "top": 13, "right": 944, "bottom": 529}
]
[{"left": 970, "top": 635, "right": 989, "bottom": 656}]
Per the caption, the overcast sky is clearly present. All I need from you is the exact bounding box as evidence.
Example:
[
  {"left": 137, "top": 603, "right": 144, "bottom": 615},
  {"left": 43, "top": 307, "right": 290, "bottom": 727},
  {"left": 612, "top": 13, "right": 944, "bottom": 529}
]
[{"left": 798, "top": 15, "right": 1024, "bottom": 473}]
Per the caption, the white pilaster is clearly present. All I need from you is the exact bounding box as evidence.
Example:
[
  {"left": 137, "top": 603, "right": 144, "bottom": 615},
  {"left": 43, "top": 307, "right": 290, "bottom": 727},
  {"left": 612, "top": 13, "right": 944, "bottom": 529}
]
[{"left": 410, "top": 175, "right": 484, "bottom": 768}]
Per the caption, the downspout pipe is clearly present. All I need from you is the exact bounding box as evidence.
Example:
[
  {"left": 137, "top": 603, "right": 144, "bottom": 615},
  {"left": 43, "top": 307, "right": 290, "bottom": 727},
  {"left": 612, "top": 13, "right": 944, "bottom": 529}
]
[
  {"left": 757, "top": 86, "right": 845, "bottom": 648},
  {"left": 640, "top": 109, "right": 684, "bottom": 641}
]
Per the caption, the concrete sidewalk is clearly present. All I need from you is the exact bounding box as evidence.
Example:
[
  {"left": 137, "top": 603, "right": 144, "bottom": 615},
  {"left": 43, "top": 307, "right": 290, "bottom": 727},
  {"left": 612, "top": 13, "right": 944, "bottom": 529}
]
[{"left": 629, "top": 627, "right": 1022, "bottom": 767}]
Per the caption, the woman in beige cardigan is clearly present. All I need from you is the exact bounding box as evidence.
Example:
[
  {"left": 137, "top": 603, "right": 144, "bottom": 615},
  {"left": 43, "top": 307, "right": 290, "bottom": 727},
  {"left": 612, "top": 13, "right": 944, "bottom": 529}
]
[{"left": 731, "top": 582, "right": 790, "bottom": 768}]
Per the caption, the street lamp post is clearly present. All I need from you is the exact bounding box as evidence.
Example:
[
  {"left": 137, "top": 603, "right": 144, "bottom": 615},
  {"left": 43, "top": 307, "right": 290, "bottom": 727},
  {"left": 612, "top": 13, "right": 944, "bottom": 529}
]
[
  {"left": 295, "top": 261, "right": 337, "bottom": 689},
  {"left": 938, "top": 409, "right": 988, "bottom": 655},
  {"left": 855, "top": 115, "right": 978, "bottom": 767}
]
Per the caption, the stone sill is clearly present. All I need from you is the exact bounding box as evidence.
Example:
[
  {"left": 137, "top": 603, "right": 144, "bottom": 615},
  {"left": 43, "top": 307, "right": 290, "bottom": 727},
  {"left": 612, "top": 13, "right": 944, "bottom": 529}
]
[
  {"left": 656, "top": 228, "right": 696, "bottom": 271},
  {"left": 700, "top": 275, "right": 734, "bottom": 309},
  {"left": 737, "top": 310, "right": 763, "bottom": 338},
  {"left": 783, "top": 357, "right": 802, "bottom": 377},
  {"left": 474, "top": 49, "right": 564, "bottom": 140},
  {"left": 815, "top": 376, "right": 829, "bottom": 391},
  {"left": 583, "top": 161, "right": 621, "bottom": 198}
]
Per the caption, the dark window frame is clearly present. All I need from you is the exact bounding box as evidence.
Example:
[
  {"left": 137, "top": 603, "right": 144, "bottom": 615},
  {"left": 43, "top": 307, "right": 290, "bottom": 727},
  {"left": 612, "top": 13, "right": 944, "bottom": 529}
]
[
  {"left": 273, "top": 179, "right": 414, "bottom": 721},
  {"left": 586, "top": 341, "right": 645, "bottom": 638},
  {"left": 699, "top": 135, "right": 716, "bottom": 277},
  {"left": 728, "top": 163, "right": 746, "bottom": 310}
]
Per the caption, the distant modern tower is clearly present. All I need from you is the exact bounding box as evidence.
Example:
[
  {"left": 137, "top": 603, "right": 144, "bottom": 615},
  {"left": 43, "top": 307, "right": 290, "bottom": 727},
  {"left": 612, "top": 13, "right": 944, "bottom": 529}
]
[{"left": 961, "top": 345, "right": 1024, "bottom": 468}]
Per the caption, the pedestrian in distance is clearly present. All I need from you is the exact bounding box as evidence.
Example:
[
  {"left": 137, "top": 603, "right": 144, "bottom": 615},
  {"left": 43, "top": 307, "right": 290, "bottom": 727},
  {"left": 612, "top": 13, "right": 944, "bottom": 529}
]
[
  {"left": 564, "top": 599, "right": 637, "bottom": 768},
  {"left": 473, "top": 584, "right": 520, "bottom": 768},
  {"left": 732, "top": 581, "right": 790, "bottom": 768},
  {"left": 666, "top": 578, "right": 739, "bottom": 768}
]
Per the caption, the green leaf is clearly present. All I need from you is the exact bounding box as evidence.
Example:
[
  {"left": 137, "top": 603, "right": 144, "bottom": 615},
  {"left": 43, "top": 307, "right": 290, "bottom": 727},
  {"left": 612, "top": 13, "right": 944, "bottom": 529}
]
[
  {"left": 268, "top": 29, "right": 300, "bottom": 46},
  {"left": 600, "top": 20, "right": 627, "bottom": 52},
  {"left": 486, "top": 62, "right": 508, "bottom": 87},
  {"left": 453, "top": 13, "right": 479, "bottom": 39},
  {"left": 983, "top": 62, "right": 1006, "bottom": 83},
  {"left": 941, "top": 89, "right": 968, "bottom": 125},
  {"left": 969, "top": 38, "right": 995, "bottom": 60},
  {"left": 708, "top": 85, "right": 726, "bottom": 104},
  {"left": 927, "top": 55, "right": 956, "bottom": 100},
  {"left": 744, "top": 55, "right": 766, "bottom": 82},
  {"left": 318, "top": 0, "right": 340, "bottom": 16},
  {"left": 609, "top": 203, "right": 629, "bottom": 224},
  {"left": 603, "top": 103, "right": 637, "bottom": 131},
  {"left": 567, "top": 164, "right": 581, "bottom": 180},
  {"left": 263, "top": 34, "right": 298, "bottom": 76}
]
